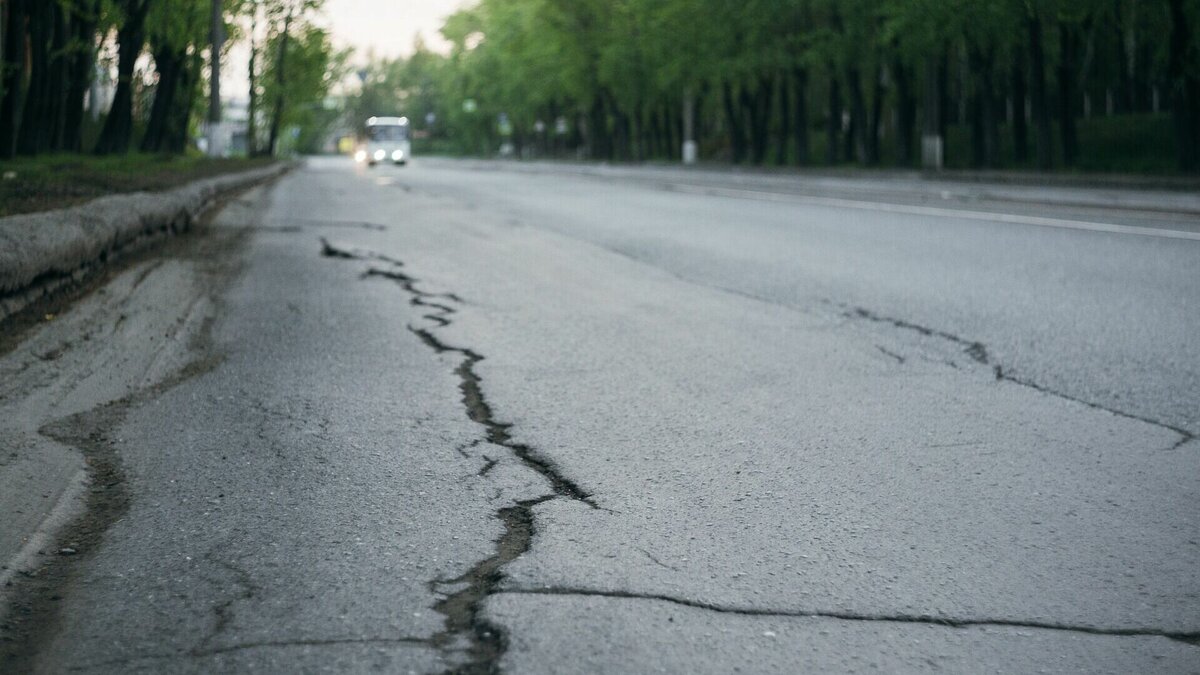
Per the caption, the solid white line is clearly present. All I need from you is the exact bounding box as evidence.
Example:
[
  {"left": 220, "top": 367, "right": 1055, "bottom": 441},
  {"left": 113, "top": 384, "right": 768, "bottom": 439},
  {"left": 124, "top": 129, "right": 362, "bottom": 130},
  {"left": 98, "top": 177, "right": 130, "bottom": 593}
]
[{"left": 664, "top": 183, "right": 1200, "bottom": 242}]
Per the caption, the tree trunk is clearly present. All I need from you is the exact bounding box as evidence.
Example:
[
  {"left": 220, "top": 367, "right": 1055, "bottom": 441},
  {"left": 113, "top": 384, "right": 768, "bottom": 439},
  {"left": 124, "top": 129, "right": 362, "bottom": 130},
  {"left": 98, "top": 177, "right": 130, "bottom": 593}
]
[
  {"left": 62, "top": 0, "right": 99, "bottom": 153},
  {"left": 166, "top": 51, "right": 201, "bottom": 153},
  {"left": 894, "top": 58, "right": 915, "bottom": 166},
  {"left": 0, "top": 0, "right": 25, "bottom": 158},
  {"left": 612, "top": 104, "right": 631, "bottom": 161},
  {"left": 588, "top": 96, "right": 609, "bottom": 159},
  {"left": 826, "top": 70, "right": 840, "bottom": 164},
  {"left": 1169, "top": 0, "right": 1198, "bottom": 170},
  {"left": 969, "top": 78, "right": 985, "bottom": 168},
  {"left": 921, "top": 56, "right": 943, "bottom": 169},
  {"left": 1028, "top": 13, "right": 1053, "bottom": 169},
  {"left": 776, "top": 75, "right": 789, "bottom": 165},
  {"left": 1011, "top": 49, "right": 1029, "bottom": 163},
  {"left": 95, "top": 0, "right": 149, "bottom": 154},
  {"left": 45, "top": 3, "right": 69, "bottom": 151},
  {"left": 722, "top": 81, "right": 745, "bottom": 163},
  {"left": 663, "top": 105, "right": 677, "bottom": 159},
  {"left": 141, "top": 48, "right": 181, "bottom": 153},
  {"left": 865, "top": 65, "right": 884, "bottom": 164},
  {"left": 1057, "top": 21, "right": 1078, "bottom": 167},
  {"left": 16, "top": 0, "right": 50, "bottom": 155},
  {"left": 969, "top": 45, "right": 999, "bottom": 168},
  {"left": 208, "top": 0, "right": 222, "bottom": 126},
  {"left": 937, "top": 50, "right": 949, "bottom": 140},
  {"left": 845, "top": 65, "right": 868, "bottom": 163},
  {"left": 246, "top": 4, "right": 258, "bottom": 155},
  {"left": 793, "top": 67, "right": 808, "bottom": 165},
  {"left": 1114, "top": 7, "right": 1131, "bottom": 114},
  {"left": 267, "top": 10, "right": 292, "bottom": 156},
  {"left": 745, "top": 74, "right": 772, "bottom": 165},
  {"left": 632, "top": 104, "right": 644, "bottom": 161}
]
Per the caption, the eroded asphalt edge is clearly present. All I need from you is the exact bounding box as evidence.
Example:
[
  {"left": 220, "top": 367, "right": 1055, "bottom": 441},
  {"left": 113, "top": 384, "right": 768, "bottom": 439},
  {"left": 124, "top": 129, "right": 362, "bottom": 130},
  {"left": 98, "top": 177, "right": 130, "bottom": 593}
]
[
  {"left": 0, "top": 171, "right": 288, "bottom": 672},
  {"left": 316, "top": 235, "right": 1200, "bottom": 675}
]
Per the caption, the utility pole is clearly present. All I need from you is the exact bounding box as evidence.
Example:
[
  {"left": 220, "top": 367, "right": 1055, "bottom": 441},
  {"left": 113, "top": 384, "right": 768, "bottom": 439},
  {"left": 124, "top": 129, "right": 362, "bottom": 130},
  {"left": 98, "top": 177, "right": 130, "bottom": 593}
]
[{"left": 207, "top": 0, "right": 223, "bottom": 156}]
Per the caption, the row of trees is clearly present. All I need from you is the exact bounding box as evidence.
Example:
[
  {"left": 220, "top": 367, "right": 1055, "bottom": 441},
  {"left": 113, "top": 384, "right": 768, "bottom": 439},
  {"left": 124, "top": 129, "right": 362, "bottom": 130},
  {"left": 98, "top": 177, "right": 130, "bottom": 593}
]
[
  {"left": 360, "top": 0, "right": 1199, "bottom": 171},
  {"left": 0, "top": 0, "right": 339, "bottom": 159}
]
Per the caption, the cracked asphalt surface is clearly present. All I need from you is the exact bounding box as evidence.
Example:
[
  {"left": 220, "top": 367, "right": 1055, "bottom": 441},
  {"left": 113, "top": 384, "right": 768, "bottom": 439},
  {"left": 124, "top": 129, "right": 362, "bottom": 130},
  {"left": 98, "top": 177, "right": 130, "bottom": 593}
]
[{"left": 2, "top": 157, "right": 1198, "bottom": 673}]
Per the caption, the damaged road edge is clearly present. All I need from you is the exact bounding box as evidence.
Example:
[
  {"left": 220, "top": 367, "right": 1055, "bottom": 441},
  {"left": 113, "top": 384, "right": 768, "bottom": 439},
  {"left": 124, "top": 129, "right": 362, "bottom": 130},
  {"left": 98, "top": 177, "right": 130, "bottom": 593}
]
[
  {"left": 0, "top": 163, "right": 291, "bottom": 325},
  {"left": 0, "top": 211, "right": 258, "bottom": 671},
  {"left": 0, "top": 353, "right": 225, "bottom": 671}
]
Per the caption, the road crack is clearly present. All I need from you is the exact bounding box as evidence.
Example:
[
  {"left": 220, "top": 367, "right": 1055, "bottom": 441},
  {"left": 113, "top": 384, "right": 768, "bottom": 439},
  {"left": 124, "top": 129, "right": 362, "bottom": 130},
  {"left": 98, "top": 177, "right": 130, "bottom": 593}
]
[
  {"left": 428, "top": 496, "right": 555, "bottom": 673},
  {"left": 319, "top": 238, "right": 603, "bottom": 673},
  {"left": 500, "top": 587, "right": 1200, "bottom": 645},
  {"left": 196, "top": 552, "right": 261, "bottom": 652},
  {"left": 848, "top": 306, "right": 1195, "bottom": 450},
  {"left": 72, "top": 636, "right": 432, "bottom": 670}
]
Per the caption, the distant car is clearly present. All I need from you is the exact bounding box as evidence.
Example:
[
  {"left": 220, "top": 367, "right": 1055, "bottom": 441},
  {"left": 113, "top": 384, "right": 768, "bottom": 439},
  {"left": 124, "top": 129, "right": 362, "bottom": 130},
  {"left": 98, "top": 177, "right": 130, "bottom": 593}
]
[{"left": 356, "top": 116, "right": 411, "bottom": 166}]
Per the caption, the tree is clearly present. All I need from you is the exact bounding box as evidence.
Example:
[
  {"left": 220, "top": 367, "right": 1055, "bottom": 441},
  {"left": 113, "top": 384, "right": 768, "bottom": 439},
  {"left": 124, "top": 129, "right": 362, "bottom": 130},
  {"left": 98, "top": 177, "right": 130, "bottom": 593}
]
[
  {"left": 94, "top": 0, "right": 150, "bottom": 154},
  {"left": 141, "top": 0, "right": 209, "bottom": 153},
  {"left": 259, "top": 0, "right": 338, "bottom": 155}
]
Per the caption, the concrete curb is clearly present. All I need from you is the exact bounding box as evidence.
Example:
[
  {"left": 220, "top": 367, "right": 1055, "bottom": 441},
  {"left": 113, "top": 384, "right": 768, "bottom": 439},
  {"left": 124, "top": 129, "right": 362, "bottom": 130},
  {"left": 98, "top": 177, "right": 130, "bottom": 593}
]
[{"left": 0, "top": 162, "right": 289, "bottom": 322}]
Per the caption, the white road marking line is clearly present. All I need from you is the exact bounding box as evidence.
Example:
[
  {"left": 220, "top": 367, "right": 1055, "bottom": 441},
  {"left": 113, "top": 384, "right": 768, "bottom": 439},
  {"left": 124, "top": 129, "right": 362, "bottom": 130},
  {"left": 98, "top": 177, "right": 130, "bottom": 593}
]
[{"left": 665, "top": 183, "right": 1200, "bottom": 242}]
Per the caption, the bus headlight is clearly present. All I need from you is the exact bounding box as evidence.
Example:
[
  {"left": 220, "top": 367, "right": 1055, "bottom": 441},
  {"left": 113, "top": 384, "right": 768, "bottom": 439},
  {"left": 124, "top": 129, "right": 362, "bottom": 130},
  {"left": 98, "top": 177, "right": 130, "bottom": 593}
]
[
  {"left": 373, "top": 149, "right": 386, "bottom": 161},
  {"left": 391, "top": 150, "right": 404, "bottom": 161}
]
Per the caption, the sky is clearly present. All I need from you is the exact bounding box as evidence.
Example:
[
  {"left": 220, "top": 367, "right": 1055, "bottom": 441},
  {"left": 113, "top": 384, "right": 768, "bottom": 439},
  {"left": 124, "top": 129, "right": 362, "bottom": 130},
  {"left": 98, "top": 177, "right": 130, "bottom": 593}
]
[
  {"left": 224, "top": 0, "right": 473, "bottom": 100},
  {"left": 322, "top": 0, "right": 473, "bottom": 59}
]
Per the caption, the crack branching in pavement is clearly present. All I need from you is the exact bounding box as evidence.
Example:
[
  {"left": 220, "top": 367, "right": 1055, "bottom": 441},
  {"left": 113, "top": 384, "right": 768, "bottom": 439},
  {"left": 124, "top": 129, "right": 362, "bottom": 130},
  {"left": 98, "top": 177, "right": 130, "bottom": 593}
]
[
  {"left": 407, "top": 325, "right": 599, "bottom": 508},
  {"left": 501, "top": 587, "right": 1200, "bottom": 646},
  {"left": 318, "top": 236, "right": 1200, "bottom": 670},
  {"left": 320, "top": 238, "right": 600, "bottom": 509},
  {"left": 848, "top": 306, "right": 1196, "bottom": 451},
  {"left": 319, "top": 237, "right": 600, "bottom": 674}
]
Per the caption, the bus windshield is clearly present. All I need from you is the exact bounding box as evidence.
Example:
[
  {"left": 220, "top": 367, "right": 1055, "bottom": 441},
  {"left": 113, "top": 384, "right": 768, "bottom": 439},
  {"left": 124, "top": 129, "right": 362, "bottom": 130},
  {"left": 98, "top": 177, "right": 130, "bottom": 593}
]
[{"left": 367, "top": 125, "right": 408, "bottom": 142}]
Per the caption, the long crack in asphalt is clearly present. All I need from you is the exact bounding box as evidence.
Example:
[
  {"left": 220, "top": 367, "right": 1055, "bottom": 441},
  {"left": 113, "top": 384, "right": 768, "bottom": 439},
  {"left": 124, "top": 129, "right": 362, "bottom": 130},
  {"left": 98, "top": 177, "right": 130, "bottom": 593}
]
[
  {"left": 847, "top": 306, "right": 1196, "bottom": 450},
  {"left": 320, "top": 238, "right": 600, "bottom": 674},
  {"left": 498, "top": 587, "right": 1200, "bottom": 646},
  {"left": 319, "top": 235, "right": 1199, "bottom": 671}
]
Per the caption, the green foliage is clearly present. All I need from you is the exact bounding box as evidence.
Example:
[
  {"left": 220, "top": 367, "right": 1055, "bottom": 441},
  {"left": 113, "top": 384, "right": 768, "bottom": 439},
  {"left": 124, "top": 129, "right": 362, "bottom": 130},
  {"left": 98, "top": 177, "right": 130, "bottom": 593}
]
[
  {"left": 4, "top": 0, "right": 1189, "bottom": 168},
  {"left": 259, "top": 16, "right": 344, "bottom": 154}
]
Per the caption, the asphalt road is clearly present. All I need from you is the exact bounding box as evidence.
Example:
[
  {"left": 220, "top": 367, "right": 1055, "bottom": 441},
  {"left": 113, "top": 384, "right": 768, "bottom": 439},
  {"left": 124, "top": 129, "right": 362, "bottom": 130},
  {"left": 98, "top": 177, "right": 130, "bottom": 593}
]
[{"left": 2, "top": 157, "right": 1197, "bottom": 673}]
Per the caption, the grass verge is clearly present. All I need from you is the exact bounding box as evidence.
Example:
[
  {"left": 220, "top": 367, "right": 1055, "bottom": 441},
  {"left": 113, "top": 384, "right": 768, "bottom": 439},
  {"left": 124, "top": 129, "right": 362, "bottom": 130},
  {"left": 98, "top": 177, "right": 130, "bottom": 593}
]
[{"left": 0, "top": 154, "right": 275, "bottom": 218}]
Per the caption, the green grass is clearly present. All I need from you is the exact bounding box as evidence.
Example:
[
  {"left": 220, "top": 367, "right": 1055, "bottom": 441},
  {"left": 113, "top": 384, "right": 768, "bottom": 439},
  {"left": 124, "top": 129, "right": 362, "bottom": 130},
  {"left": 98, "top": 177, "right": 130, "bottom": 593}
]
[{"left": 0, "top": 153, "right": 275, "bottom": 218}]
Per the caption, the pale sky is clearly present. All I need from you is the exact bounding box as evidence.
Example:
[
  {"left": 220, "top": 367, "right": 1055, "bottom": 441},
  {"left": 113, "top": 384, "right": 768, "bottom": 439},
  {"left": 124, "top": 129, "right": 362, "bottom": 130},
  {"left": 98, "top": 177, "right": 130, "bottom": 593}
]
[
  {"left": 322, "top": 0, "right": 473, "bottom": 59},
  {"left": 224, "top": 0, "right": 473, "bottom": 100}
]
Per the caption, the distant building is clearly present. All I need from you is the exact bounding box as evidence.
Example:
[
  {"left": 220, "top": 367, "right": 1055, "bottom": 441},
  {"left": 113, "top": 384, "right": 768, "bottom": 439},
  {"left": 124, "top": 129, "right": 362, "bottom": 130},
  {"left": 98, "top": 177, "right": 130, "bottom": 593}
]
[{"left": 199, "top": 98, "right": 251, "bottom": 157}]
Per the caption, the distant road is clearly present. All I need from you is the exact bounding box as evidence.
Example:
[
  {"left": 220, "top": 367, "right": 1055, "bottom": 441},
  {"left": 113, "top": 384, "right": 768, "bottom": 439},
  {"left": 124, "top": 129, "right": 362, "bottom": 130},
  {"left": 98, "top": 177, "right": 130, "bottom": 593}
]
[{"left": 413, "top": 157, "right": 1200, "bottom": 436}]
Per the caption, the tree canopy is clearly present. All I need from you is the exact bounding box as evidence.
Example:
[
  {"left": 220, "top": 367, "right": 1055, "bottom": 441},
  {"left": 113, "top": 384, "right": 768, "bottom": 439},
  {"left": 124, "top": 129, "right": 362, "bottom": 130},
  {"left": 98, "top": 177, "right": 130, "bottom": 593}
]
[
  {"left": 345, "top": 0, "right": 1199, "bottom": 171},
  {"left": 0, "top": 0, "right": 341, "bottom": 158}
]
